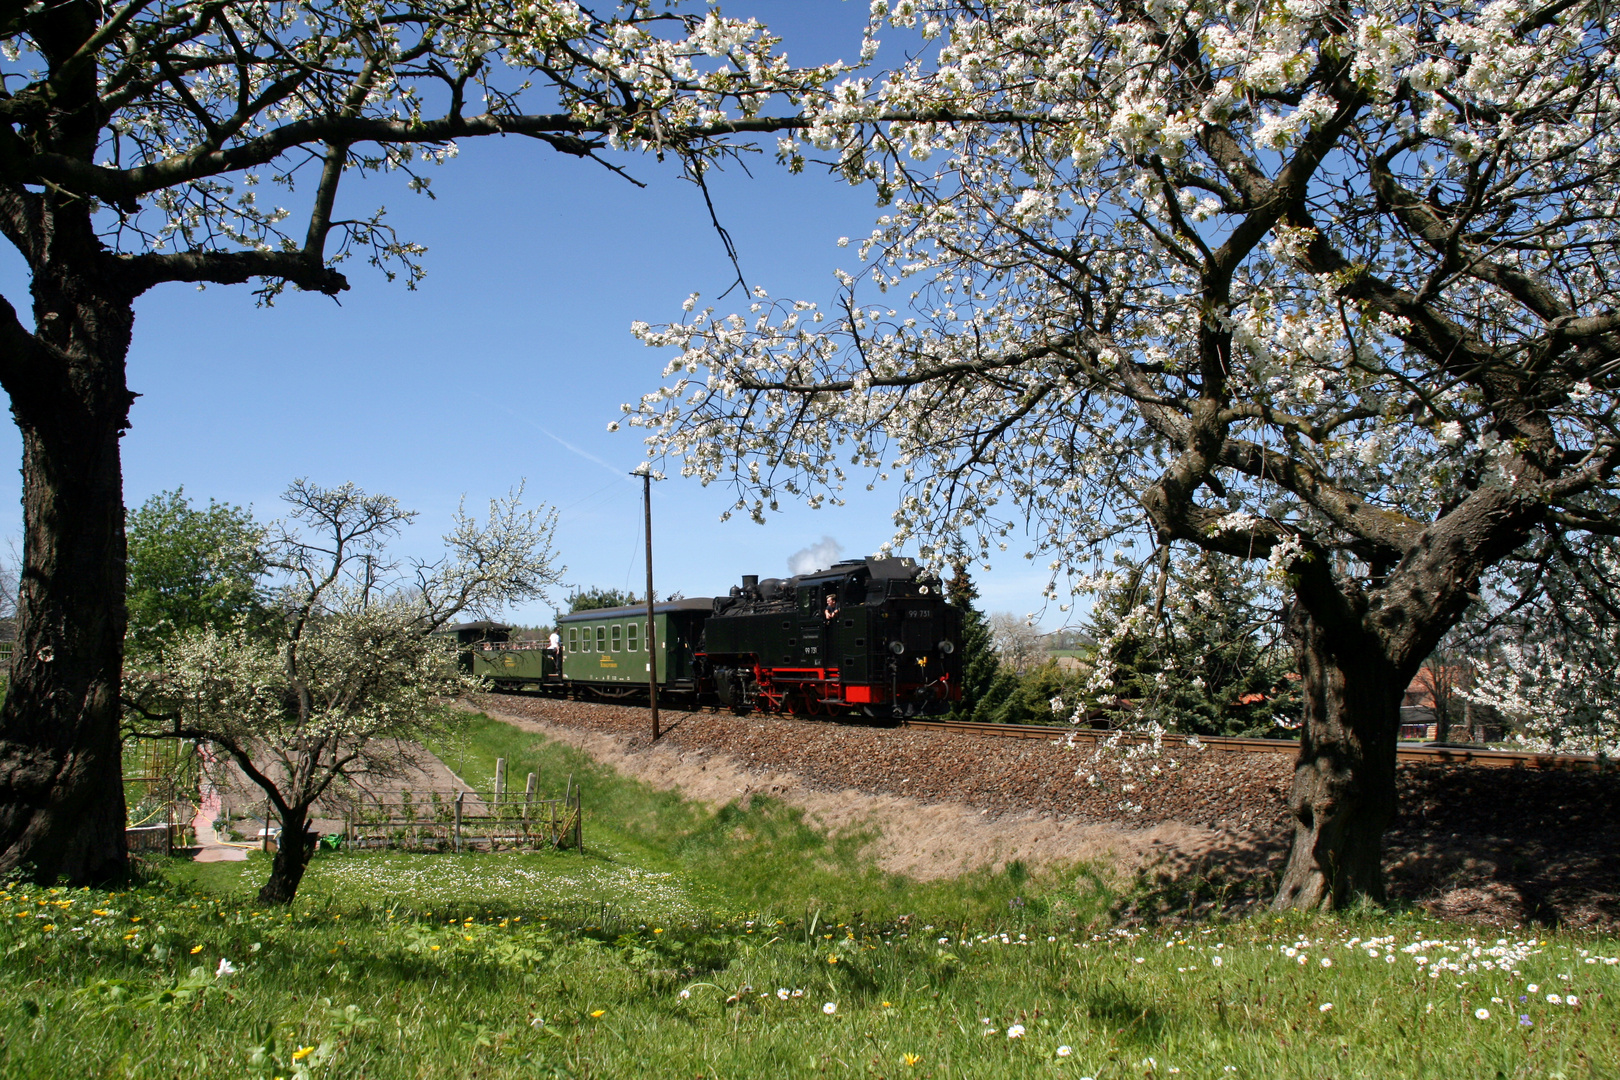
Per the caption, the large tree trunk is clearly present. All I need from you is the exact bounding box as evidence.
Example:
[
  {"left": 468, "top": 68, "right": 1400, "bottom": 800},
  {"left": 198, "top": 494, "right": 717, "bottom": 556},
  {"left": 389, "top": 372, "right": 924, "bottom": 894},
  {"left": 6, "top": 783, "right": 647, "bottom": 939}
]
[
  {"left": 0, "top": 212, "right": 137, "bottom": 884},
  {"left": 258, "top": 804, "right": 314, "bottom": 905},
  {"left": 1271, "top": 605, "right": 1405, "bottom": 911},
  {"left": 0, "top": 356, "right": 133, "bottom": 883}
]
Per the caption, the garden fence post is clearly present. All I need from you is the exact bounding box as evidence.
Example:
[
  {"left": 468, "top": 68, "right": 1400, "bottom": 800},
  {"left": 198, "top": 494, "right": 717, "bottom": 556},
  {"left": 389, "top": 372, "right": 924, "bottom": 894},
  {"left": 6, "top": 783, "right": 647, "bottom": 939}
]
[
  {"left": 523, "top": 773, "right": 537, "bottom": 846},
  {"left": 453, "top": 791, "right": 463, "bottom": 853},
  {"left": 495, "top": 758, "right": 507, "bottom": 804}
]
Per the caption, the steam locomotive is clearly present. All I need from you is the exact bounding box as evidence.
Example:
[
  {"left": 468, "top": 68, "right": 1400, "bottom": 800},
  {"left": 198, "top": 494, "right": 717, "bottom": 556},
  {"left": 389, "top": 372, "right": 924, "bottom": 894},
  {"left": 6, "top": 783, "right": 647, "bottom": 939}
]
[{"left": 456, "top": 556, "right": 962, "bottom": 718}]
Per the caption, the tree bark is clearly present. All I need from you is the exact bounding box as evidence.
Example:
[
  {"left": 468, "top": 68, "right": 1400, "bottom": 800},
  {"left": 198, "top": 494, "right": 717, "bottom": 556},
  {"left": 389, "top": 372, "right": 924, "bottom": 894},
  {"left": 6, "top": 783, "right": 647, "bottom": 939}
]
[
  {"left": 258, "top": 803, "right": 313, "bottom": 905},
  {"left": 1271, "top": 605, "right": 1404, "bottom": 911},
  {"left": 0, "top": 362, "right": 133, "bottom": 883}
]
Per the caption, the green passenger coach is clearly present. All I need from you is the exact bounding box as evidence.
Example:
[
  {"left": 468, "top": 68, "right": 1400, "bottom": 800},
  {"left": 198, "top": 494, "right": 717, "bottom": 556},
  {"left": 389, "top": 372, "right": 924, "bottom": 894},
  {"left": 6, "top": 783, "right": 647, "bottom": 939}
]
[
  {"left": 558, "top": 599, "right": 713, "bottom": 691},
  {"left": 454, "top": 599, "right": 714, "bottom": 698}
]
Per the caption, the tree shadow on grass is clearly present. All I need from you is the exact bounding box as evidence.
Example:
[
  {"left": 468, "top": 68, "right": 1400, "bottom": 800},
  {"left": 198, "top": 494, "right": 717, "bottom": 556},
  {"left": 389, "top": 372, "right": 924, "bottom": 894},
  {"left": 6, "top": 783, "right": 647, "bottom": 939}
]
[
  {"left": 1112, "top": 762, "right": 1620, "bottom": 929},
  {"left": 1083, "top": 982, "right": 1173, "bottom": 1046}
]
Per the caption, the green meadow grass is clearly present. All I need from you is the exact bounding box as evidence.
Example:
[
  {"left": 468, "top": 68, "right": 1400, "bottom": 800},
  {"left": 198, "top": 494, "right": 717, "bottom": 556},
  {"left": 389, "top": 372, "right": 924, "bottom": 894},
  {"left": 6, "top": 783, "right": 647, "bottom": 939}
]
[{"left": 0, "top": 712, "right": 1613, "bottom": 1078}]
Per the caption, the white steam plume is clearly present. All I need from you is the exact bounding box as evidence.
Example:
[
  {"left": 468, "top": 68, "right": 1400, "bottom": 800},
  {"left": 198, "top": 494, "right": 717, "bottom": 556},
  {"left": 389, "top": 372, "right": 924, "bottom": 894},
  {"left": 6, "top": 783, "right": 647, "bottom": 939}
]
[{"left": 787, "top": 536, "right": 844, "bottom": 576}]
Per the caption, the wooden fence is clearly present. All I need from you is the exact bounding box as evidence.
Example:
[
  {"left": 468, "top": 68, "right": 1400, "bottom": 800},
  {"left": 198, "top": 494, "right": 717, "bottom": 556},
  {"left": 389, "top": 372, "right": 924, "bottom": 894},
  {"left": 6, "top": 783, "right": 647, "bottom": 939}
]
[{"left": 343, "top": 771, "right": 582, "bottom": 853}]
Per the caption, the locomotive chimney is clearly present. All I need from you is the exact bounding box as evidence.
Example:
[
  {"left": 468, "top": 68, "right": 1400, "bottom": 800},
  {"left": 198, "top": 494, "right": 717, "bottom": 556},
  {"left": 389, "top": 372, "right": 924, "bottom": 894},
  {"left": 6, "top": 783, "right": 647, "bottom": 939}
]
[{"left": 742, "top": 574, "right": 759, "bottom": 590}]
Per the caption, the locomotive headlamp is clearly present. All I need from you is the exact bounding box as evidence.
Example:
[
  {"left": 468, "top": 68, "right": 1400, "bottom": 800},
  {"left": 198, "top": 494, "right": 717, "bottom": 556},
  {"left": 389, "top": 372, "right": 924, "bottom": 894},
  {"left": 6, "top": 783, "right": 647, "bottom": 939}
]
[
  {"left": 937, "top": 640, "right": 955, "bottom": 655},
  {"left": 888, "top": 639, "right": 906, "bottom": 655}
]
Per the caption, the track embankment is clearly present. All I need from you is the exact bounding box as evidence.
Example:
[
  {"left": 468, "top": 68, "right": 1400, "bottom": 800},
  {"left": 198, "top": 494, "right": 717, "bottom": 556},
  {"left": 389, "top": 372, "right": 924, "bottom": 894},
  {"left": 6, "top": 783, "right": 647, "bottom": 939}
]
[{"left": 472, "top": 695, "right": 1620, "bottom": 930}]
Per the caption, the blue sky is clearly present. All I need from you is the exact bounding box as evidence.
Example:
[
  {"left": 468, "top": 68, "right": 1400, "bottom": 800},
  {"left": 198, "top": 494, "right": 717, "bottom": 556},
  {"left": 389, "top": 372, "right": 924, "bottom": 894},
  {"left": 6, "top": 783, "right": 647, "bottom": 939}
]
[{"left": 0, "top": 1, "right": 1075, "bottom": 630}]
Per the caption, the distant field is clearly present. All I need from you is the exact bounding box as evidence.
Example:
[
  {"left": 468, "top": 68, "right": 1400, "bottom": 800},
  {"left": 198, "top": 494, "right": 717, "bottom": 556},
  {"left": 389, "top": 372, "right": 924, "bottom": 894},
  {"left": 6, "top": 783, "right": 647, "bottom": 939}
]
[{"left": 0, "top": 714, "right": 1613, "bottom": 1078}]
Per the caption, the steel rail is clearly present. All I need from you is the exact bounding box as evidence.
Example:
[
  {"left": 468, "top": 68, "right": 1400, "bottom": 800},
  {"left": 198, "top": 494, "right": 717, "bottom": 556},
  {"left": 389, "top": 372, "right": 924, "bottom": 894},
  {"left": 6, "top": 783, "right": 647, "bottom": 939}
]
[{"left": 898, "top": 718, "right": 1616, "bottom": 772}]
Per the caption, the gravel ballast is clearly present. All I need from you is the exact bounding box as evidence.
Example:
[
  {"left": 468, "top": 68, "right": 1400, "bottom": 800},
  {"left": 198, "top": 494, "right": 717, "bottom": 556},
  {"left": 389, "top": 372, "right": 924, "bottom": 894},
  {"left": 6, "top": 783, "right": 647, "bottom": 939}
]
[{"left": 474, "top": 694, "right": 1620, "bottom": 929}]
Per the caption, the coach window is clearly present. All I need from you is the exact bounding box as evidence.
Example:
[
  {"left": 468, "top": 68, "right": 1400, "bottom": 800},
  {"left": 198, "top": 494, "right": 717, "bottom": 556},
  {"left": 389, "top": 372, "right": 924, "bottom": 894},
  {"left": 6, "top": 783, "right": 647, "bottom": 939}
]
[
  {"left": 596, "top": 625, "right": 607, "bottom": 651},
  {"left": 568, "top": 627, "right": 578, "bottom": 652},
  {"left": 611, "top": 624, "right": 622, "bottom": 652},
  {"left": 627, "top": 621, "right": 639, "bottom": 651}
]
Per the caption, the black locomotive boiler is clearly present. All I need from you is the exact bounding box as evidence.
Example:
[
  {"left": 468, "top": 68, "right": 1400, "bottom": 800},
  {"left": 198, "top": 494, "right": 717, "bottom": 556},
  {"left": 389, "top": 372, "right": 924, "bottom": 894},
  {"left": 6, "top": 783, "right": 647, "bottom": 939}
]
[{"left": 701, "top": 556, "right": 962, "bottom": 717}]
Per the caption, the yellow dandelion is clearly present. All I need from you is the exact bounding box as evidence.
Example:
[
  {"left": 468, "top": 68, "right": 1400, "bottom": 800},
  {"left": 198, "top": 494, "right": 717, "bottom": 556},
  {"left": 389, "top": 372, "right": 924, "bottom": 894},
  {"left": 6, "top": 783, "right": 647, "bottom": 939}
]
[
  {"left": 463, "top": 935, "right": 473, "bottom": 942},
  {"left": 430, "top": 945, "right": 440, "bottom": 951},
  {"left": 882, "top": 1002, "right": 893, "bottom": 1008},
  {"left": 590, "top": 1010, "right": 605, "bottom": 1018},
  {"left": 190, "top": 944, "right": 204, "bottom": 954},
  {"left": 828, "top": 955, "right": 838, "bottom": 964},
  {"left": 291, "top": 1046, "right": 314, "bottom": 1061},
  {"left": 903, "top": 1053, "right": 922, "bottom": 1067},
  {"left": 41, "top": 924, "right": 53, "bottom": 932}
]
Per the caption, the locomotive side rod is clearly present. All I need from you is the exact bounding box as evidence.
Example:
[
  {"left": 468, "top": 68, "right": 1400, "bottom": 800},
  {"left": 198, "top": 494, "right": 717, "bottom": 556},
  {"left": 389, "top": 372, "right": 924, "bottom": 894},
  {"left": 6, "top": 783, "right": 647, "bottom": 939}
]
[{"left": 898, "top": 718, "right": 1616, "bottom": 772}]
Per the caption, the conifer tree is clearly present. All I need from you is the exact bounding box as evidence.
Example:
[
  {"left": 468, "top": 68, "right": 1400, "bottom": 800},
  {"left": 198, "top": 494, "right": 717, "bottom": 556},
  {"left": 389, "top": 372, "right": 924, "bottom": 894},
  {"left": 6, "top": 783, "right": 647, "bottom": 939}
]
[
  {"left": 945, "top": 561, "right": 1010, "bottom": 722},
  {"left": 1085, "top": 553, "right": 1297, "bottom": 736}
]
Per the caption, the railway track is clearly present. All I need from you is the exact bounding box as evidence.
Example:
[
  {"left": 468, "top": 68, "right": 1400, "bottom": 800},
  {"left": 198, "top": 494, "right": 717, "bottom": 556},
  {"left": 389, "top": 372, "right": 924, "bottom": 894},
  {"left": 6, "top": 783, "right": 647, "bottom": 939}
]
[
  {"left": 898, "top": 717, "right": 1616, "bottom": 771},
  {"left": 494, "top": 688, "right": 1612, "bottom": 773}
]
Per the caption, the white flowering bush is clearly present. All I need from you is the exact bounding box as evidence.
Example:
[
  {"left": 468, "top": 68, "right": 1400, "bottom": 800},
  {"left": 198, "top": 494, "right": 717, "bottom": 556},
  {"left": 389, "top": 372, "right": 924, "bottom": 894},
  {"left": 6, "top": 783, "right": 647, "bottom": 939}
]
[
  {"left": 628, "top": 0, "right": 1620, "bottom": 908},
  {"left": 1464, "top": 539, "right": 1620, "bottom": 755},
  {"left": 125, "top": 479, "right": 563, "bottom": 903}
]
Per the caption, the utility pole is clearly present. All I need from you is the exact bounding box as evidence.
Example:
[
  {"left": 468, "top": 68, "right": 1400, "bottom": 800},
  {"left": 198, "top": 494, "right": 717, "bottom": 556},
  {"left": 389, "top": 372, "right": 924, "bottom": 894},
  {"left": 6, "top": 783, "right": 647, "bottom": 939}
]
[{"left": 634, "top": 464, "right": 661, "bottom": 742}]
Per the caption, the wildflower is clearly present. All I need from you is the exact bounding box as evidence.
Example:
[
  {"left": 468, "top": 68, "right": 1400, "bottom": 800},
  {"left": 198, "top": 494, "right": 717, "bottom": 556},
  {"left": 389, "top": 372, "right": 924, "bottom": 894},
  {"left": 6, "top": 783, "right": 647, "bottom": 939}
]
[
  {"left": 1475, "top": 1008, "right": 1490, "bottom": 1019},
  {"left": 1566, "top": 995, "right": 1578, "bottom": 1006},
  {"left": 678, "top": 989, "right": 691, "bottom": 999},
  {"left": 1547, "top": 993, "right": 1561, "bottom": 1003},
  {"left": 190, "top": 944, "right": 204, "bottom": 955},
  {"left": 823, "top": 1002, "right": 837, "bottom": 1015},
  {"left": 1527, "top": 984, "right": 1539, "bottom": 992},
  {"left": 937, "top": 936, "right": 949, "bottom": 945},
  {"left": 216, "top": 958, "right": 237, "bottom": 977},
  {"left": 1319, "top": 1003, "right": 1333, "bottom": 1012},
  {"left": 589, "top": 1010, "right": 605, "bottom": 1018},
  {"left": 881, "top": 1001, "right": 892, "bottom": 1008},
  {"left": 777, "top": 988, "right": 790, "bottom": 1000},
  {"left": 903, "top": 1053, "right": 921, "bottom": 1067},
  {"left": 1212, "top": 955, "right": 1223, "bottom": 967},
  {"left": 1056, "top": 1046, "right": 1073, "bottom": 1057},
  {"left": 292, "top": 1047, "right": 314, "bottom": 1062},
  {"left": 1320, "top": 958, "right": 1332, "bottom": 968},
  {"left": 1007, "top": 1024, "right": 1025, "bottom": 1039},
  {"left": 828, "top": 955, "right": 838, "bottom": 964},
  {"left": 1519, "top": 1015, "right": 1533, "bottom": 1027}
]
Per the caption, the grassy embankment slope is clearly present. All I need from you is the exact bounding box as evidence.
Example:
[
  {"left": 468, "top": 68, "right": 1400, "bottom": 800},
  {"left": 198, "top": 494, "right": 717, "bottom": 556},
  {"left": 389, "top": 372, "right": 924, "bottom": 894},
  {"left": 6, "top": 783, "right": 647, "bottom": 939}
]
[{"left": 0, "top": 712, "right": 1613, "bottom": 1078}]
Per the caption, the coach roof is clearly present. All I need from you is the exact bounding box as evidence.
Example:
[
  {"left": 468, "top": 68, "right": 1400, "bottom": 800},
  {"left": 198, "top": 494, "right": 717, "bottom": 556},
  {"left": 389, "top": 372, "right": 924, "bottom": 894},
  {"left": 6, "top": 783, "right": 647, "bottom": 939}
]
[{"left": 556, "top": 598, "right": 716, "bottom": 623}]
